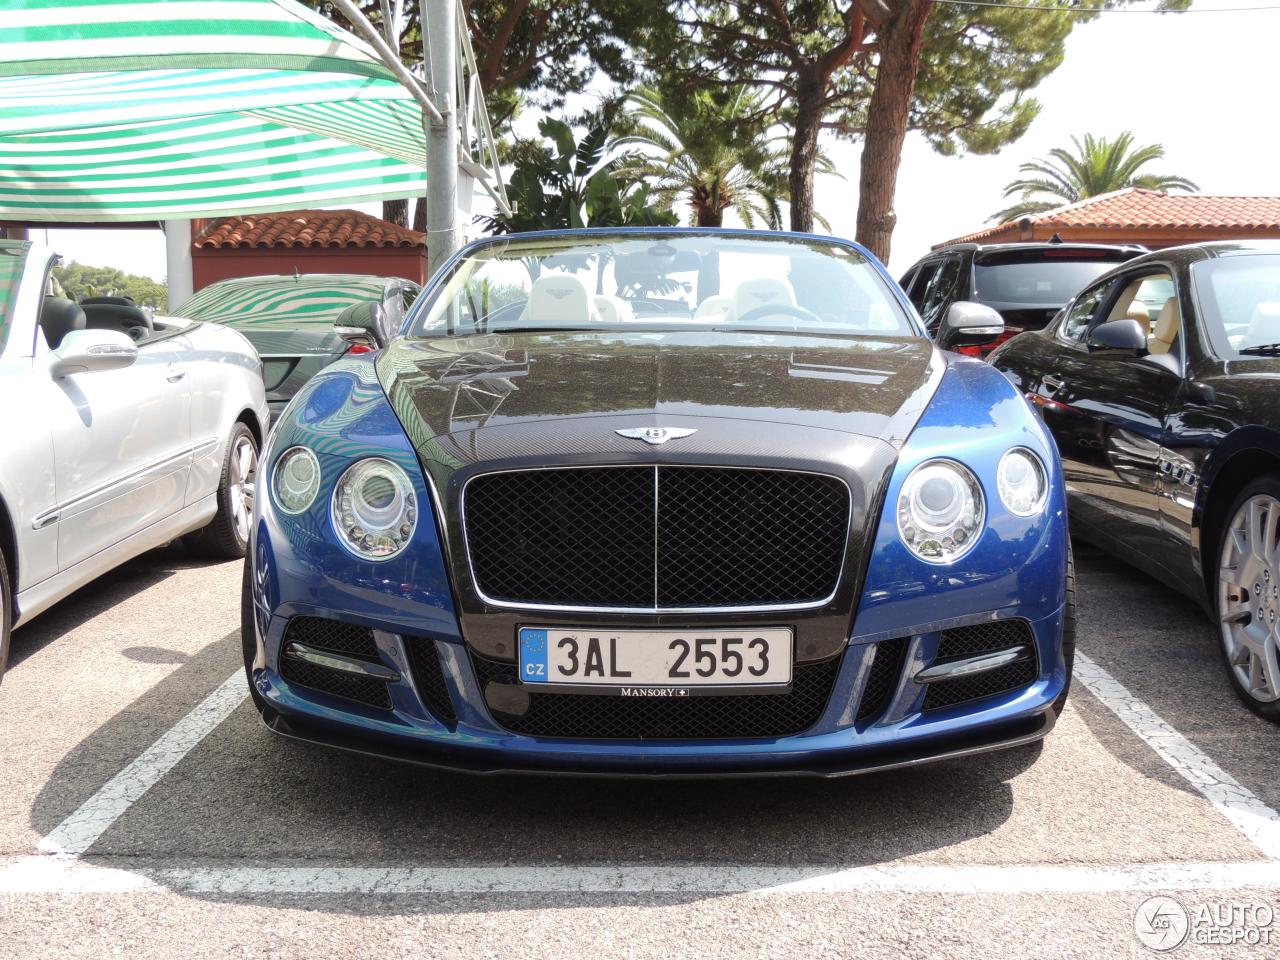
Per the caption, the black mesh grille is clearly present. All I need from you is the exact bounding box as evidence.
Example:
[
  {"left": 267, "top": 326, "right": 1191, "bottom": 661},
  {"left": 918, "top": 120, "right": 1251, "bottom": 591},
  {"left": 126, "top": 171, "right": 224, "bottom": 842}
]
[
  {"left": 279, "top": 657, "right": 393, "bottom": 710},
  {"left": 471, "top": 652, "right": 843, "bottom": 740},
  {"left": 464, "top": 467, "right": 849, "bottom": 608},
  {"left": 278, "top": 617, "right": 391, "bottom": 710},
  {"left": 922, "top": 620, "right": 1038, "bottom": 711},
  {"left": 281, "top": 616, "right": 380, "bottom": 659},
  {"left": 465, "top": 467, "right": 655, "bottom": 607},
  {"left": 656, "top": 468, "right": 849, "bottom": 607},
  {"left": 404, "top": 637, "right": 457, "bottom": 724},
  {"left": 856, "top": 637, "right": 908, "bottom": 723}
]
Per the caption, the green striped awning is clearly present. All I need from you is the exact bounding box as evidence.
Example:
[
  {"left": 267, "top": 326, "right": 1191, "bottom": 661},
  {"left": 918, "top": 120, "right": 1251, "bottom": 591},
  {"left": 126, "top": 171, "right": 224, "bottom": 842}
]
[
  {"left": 0, "top": 0, "right": 430, "bottom": 221},
  {"left": 175, "top": 273, "right": 390, "bottom": 327}
]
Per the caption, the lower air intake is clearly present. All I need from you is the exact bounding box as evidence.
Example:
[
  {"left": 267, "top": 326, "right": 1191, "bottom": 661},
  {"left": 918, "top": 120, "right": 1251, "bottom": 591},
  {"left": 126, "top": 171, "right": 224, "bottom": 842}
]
[
  {"left": 922, "top": 620, "right": 1038, "bottom": 711},
  {"left": 856, "top": 636, "right": 908, "bottom": 723},
  {"left": 278, "top": 616, "right": 392, "bottom": 710},
  {"left": 471, "top": 652, "right": 843, "bottom": 740}
]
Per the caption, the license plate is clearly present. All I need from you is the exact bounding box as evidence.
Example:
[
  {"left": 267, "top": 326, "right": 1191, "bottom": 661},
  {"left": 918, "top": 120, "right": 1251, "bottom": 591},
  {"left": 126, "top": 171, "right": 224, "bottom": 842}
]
[{"left": 517, "top": 627, "right": 793, "bottom": 688}]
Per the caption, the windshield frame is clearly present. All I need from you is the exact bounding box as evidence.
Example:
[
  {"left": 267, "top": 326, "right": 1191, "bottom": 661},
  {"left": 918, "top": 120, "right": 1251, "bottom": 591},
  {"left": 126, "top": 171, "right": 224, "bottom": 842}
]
[{"left": 401, "top": 227, "right": 925, "bottom": 340}]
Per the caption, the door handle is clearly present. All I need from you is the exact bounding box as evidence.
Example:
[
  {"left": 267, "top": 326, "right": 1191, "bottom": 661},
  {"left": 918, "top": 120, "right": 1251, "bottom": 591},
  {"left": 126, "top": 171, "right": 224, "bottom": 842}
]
[
  {"left": 166, "top": 365, "right": 187, "bottom": 383},
  {"left": 1042, "top": 374, "right": 1064, "bottom": 393}
]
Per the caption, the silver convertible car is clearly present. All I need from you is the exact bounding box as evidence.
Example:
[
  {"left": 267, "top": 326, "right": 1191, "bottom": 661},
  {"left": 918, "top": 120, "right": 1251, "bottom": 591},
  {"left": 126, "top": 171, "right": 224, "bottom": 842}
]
[{"left": 0, "top": 241, "right": 269, "bottom": 681}]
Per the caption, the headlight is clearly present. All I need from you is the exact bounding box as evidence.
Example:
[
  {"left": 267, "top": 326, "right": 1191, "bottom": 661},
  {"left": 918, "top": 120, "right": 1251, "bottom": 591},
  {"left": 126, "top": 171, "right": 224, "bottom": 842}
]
[
  {"left": 272, "top": 446, "right": 321, "bottom": 514},
  {"left": 897, "top": 459, "right": 985, "bottom": 563},
  {"left": 332, "top": 458, "right": 418, "bottom": 560},
  {"left": 997, "top": 447, "right": 1048, "bottom": 517}
]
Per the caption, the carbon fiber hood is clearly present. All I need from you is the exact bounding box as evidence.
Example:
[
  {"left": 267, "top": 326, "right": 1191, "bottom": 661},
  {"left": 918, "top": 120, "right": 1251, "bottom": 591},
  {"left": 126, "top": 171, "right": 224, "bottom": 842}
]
[{"left": 377, "top": 330, "right": 942, "bottom": 449}]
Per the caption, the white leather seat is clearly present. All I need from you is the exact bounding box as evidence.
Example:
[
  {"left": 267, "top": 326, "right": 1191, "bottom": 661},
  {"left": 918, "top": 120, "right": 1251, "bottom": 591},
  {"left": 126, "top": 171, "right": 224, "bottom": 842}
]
[
  {"left": 1148, "top": 297, "right": 1180, "bottom": 355},
  {"left": 593, "top": 294, "right": 634, "bottom": 324},
  {"left": 731, "top": 277, "right": 796, "bottom": 322},
  {"left": 526, "top": 274, "right": 598, "bottom": 326},
  {"left": 694, "top": 294, "right": 733, "bottom": 320}
]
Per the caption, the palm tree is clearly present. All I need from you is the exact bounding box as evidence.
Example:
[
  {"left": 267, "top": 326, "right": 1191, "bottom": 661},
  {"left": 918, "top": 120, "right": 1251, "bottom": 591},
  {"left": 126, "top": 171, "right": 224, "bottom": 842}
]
[
  {"left": 990, "top": 132, "right": 1199, "bottom": 223},
  {"left": 613, "top": 85, "right": 838, "bottom": 231}
]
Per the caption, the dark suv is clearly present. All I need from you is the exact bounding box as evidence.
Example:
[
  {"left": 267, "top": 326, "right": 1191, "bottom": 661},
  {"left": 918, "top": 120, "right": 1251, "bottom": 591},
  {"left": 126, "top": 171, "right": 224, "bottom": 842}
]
[{"left": 899, "top": 241, "right": 1145, "bottom": 355}]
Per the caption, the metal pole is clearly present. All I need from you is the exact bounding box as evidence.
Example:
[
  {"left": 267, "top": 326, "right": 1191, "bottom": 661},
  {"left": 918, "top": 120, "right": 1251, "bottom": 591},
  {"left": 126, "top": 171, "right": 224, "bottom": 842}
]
[
  {"left": 423, "top": 0, "right": 460, "bottom": 278},
  {"left": 164, "top": 219, "right": 194, "bottom": 310}
]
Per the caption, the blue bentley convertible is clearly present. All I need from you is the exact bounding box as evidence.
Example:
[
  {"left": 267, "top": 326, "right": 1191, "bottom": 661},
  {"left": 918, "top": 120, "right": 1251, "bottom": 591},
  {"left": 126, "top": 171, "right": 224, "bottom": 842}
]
[{"left": 243, "top": 228, "right": 1071, "bottom": 776}]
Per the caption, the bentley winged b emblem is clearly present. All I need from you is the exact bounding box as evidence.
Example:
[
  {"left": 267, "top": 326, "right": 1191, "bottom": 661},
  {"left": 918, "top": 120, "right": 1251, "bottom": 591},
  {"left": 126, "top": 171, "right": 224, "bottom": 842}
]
[{"left": 616, "top": 427, "right": 697, "bottom": 446}]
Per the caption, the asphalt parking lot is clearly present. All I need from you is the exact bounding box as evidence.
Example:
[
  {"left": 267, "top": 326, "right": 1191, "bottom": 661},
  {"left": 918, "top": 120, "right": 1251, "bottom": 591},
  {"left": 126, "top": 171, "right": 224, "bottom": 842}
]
[{"left": 2, "top": 540, "right": 1278, "bottom": 959}]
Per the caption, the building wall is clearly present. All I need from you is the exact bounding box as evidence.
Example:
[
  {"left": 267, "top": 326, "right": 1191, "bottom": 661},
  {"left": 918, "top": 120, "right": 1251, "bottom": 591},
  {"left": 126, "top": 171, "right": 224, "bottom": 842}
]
[{"left": 191, "top": 248, "right": 427, "bottom": 291}]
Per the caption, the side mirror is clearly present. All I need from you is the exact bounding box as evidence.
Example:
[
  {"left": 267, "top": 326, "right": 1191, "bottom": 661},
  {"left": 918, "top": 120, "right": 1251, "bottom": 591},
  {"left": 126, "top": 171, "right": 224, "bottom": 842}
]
[
  {"left": 1087, "top": 318, "right": 1148, "bottom": 356},
  {"left": 334, "top": 301, "right": 387, "bottom": 349},
  {"left": 48, "top": 329, "right": 138, "bottom": 378},
  {"left": 936, "top": 301, "right": 1004, "bottom": 351}
]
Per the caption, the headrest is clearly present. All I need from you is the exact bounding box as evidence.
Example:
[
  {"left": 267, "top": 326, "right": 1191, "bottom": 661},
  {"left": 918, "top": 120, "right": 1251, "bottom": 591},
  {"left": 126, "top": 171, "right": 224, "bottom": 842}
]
[
  {"left": 1148, "top": 297, "right": 1180, "bottom": 354},
  {"left": 82, "top": 300, "right": 153, "bottom": 329},
  {"left": 1125, "top": 302, "right": 1151, "bottom": 326},
  {"left": 732, "top": 277, "right": 796, "bottom": 321},
  {"left": 81, "top": 295, "right": 137, "bottom": 306},
  {"left": 527, "top": 273, "right": 596, "bottom": 325},
  {"left": 40, "top": 296, "right": 86, "bottom": 349},
  {"left": 593, "top": 294, "right": 634, "bottom": 324},
  {"left": 1248, "top": 302, "right": 1280, "bottom": 342},
  {"left": 694, "top": 294, "right": 733, "bottom": 320}
]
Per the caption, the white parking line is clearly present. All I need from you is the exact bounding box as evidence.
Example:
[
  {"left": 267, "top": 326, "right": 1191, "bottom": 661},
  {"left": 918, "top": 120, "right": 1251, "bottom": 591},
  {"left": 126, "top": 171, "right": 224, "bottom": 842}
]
[
  {"left": 37, "top": 671, "right": 248, "bottom": 857},
  {"left": 2, "top": 856, "right": 1280, "bottom": 896},
  {"left": 1074, "top": 651, "right": 1280, "bottom": 861}
]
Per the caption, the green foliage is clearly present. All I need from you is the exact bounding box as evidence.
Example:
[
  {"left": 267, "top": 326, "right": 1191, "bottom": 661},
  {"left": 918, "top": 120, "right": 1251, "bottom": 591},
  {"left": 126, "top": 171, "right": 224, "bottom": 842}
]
[
  {"left": 612, "top": 84, "right": 839, "bottom": 230},
  {"left": 991, "top": 131, "right": 1200, "bottom": 223},
  {"left": 300, "top": 1, "right": 661, "bottom": 130},
  {"left": 52, "top": 261, "right": 167, "bottom": 310},
  {"left": 477, "top": 114, "right": 678, "bottom": 233}
]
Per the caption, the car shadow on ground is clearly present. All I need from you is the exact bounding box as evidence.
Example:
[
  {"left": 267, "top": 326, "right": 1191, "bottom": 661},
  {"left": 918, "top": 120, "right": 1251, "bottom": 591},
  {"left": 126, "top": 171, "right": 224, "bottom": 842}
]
[
  {"left": 7, "top": 543, "right": 213, "bottom": 671},
  {"left": 1069, "top": 538, "right": 1280, "bottom": 813},
  {"left": 28, "top": 624, "right": 1040, "bottom": 916}
]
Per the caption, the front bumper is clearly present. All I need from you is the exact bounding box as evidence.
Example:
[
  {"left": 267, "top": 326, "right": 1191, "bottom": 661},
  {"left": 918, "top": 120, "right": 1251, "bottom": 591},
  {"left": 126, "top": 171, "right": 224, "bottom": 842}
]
[{"left": 247, "top": 603, "right": 1067, "bottom": 777}]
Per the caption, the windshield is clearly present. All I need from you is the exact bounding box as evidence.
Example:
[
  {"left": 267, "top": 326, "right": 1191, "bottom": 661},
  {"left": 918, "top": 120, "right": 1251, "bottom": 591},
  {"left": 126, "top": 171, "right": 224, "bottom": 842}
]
[
  {"left": 975, "top": 255, "right": 1128, "bottom": 307},
  {"left": 177, "top": 277, "right": 388, "bottom": 329},
  {"left": 409, "top": 232, "right": 914, "bottom": 338},
  {"left": 1192, "top": 254, "right": 1280, "bottom": 355},
  {"left": 0, "top": 242, "right": 27, "bottom": 353}
]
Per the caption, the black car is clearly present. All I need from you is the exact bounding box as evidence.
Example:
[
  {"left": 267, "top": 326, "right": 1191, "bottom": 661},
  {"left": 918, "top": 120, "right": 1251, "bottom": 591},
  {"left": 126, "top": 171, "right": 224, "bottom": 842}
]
[
  {"left": 990, "top": 240, "right": 1280, "bottom": 721},
  {"left": 900, "top": 241, "right": 1145, "bottom": 355},
  {"left": 175, "top": 274, "right": 420, "bottom": 418}
]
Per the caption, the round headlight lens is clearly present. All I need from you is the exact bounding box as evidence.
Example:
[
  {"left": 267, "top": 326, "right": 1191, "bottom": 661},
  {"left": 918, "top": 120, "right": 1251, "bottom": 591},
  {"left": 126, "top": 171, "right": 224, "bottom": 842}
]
[
  {"left": 897, "top": 459, "right": 985, "bottom": 563},
  {"left": 332, "top": 458, "right": 418, "bottom": 560},
  {"left": 272, "top": 446, "right": 321, "bottom": 514},
  {"left": 997, "top": 447, "right": 1048, "bottom": 517}
]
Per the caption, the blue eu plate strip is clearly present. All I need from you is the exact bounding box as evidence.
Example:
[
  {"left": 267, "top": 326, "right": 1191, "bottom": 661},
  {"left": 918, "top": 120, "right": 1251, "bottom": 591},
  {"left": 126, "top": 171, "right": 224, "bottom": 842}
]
[{"left": 519, "top": 628, "right": 549, "bottom": 683}]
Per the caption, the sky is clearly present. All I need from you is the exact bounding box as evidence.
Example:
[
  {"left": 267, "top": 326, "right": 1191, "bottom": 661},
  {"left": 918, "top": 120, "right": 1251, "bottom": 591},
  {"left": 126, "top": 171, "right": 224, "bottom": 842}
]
[{"left": 33, "top": 0, "right": 1280, "bottom": 281}]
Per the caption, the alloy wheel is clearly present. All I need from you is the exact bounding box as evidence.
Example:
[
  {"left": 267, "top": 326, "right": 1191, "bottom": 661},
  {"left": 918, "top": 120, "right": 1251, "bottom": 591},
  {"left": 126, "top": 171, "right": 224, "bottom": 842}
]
[
  {"left": 1218, "top": 494, "right": 1280, "bottom": 703},
  {"left": 228, "top": 434, "right": 258, "bottom": 547}
]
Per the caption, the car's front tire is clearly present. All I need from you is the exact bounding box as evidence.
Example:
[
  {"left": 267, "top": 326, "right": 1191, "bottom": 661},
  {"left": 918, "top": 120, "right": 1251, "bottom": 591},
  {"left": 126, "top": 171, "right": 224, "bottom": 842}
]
[
  {"left": 0, "top": 546, "right": 11, "bottom": 684},
  {"left": 1215, "top": 478, "right": 1280, "bottom": 723},
  {"left": 240, "top": 555, "right": 268, "bottom": 713},
  {"left": 185, "top": 422, "right": 258, "bottom": 560}
]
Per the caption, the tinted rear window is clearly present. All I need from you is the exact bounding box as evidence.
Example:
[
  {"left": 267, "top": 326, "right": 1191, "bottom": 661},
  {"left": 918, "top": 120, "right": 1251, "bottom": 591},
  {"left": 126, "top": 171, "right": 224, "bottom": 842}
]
[{"left": 975, "top": 250, "right": 1134, "bottom": 307}]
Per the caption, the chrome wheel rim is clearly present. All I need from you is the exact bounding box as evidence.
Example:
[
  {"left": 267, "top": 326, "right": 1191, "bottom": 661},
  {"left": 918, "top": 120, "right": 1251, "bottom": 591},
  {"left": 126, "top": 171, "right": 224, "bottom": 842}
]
[
  {"left": 1218, "top": 494, "right": 1280, "bottom": 704},
  {"left": 228, "top": 435, "right": 258, "bottom": 546}
]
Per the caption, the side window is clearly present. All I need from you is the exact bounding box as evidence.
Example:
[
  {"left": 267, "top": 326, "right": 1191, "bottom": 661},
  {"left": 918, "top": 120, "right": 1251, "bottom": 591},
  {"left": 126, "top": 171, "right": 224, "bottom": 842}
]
[
  {"left": 1060, "top": 281, "right": 1114, "bottom": 342},
  {"left": 402, "top": 283, "right": 420, "bottom": 313},
  {"left": 905, "top": 261, "right": 938, "bottom": 309},
  {"left": 919, "top": 255, "right": 964, "bottom": 329}
]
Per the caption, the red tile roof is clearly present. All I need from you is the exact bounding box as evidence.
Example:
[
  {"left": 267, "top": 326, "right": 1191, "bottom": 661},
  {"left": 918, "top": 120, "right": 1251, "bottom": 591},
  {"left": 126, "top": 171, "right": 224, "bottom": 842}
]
[
  {"left": 944, "top": 189, "right": 1280, "bottom": 246},
  {"left": 194, "top": 209, "right": 424, "bottom": 249}
]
